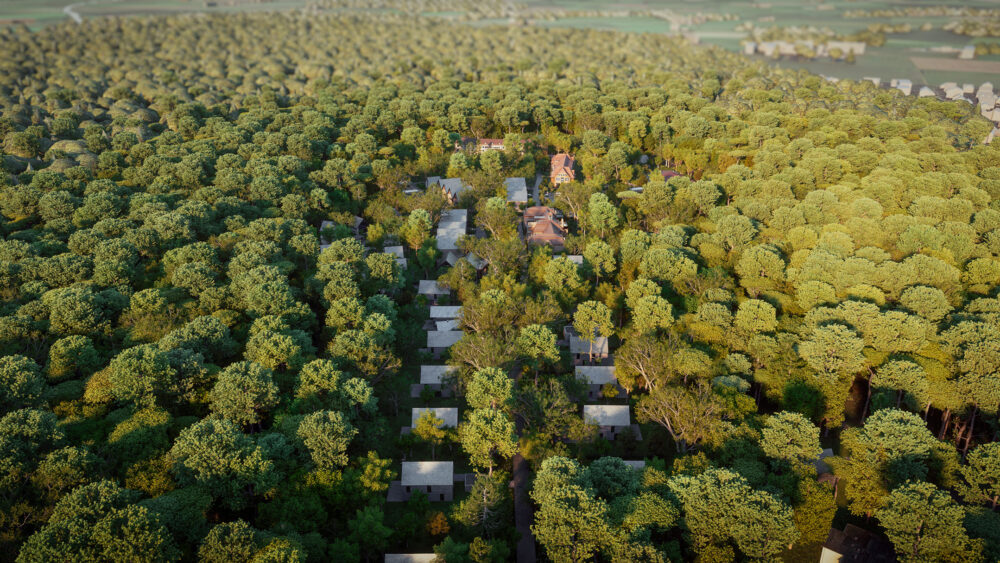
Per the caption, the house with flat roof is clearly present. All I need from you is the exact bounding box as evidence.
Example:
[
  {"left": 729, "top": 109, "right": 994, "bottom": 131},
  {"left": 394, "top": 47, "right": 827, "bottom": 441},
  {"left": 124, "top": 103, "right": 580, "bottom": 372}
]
[
  {"left": 427, "top": 330, "right": 463, "bottom": 357},
  {"left": 411, "top": 407, "right": 459, "bottom": 428},
  {"left": 429, "top": 306, "right": 462, "bottom": 320},
  {"left": 583, "top": 405, "right": 631, "bottom": 440},
  {"left": 576, "top": 365, "right": 624, "bottom": 400},
  {"left": 417, "top": 280, "right": 449, "bottom": 304},
  {"left": 398, "top": 461, "right": 454, "bottom": 502},
  {"left": 622, "top": 460, "right": 646, "bottom": 470},
  {"left": 565, "top": 326, "right": 609, "bottom": 364},
  {"left": 385, "top": 555, "right": 436, "bottom": 563},
  {"left": 440, "top": 208, "right": 468, "bottom": 225},
  {"left": 384, "top": 245, "right": 407, "bottom": 268},
  {"left": 550, "top": 153, "right": 576, "bottom": 186},
  {"left": 411, "top": 365, "right": 458, "bottom": 398},
  {"left": 959, "top": 45, "right": 976, "bottom": 60},
  {"left": 436, "top": 225, "right": 466, "bottom": 251},
  {"left": 505, "top": 177, "right": 528, "bottom": 206}
]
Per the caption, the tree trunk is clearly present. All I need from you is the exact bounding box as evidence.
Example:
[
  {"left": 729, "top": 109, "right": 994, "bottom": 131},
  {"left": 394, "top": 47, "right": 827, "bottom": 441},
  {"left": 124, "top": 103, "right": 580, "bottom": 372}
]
[
  {"left": 963, "top": 407, "right": 978, "bottom": 457},
  {"left": 938, "top": 408, "right": 951, "bottom": 440}
]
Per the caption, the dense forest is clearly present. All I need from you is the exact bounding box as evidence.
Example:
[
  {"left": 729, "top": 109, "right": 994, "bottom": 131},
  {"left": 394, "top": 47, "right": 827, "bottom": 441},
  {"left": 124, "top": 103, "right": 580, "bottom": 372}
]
[{"left": 1, "top": 10, "right": 999, "bottom": 563}]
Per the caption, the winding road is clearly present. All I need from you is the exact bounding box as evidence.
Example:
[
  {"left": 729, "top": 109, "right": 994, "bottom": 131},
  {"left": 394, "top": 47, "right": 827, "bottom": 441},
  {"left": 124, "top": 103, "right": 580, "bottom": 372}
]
[{"left": 62, "top": 2, "right": 84, "bottom": 23}]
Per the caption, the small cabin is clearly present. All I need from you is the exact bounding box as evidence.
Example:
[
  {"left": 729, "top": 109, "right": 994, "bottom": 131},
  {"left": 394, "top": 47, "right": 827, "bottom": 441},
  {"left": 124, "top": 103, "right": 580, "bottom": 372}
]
[
  {"left": 583, "top": 405, "right": 631, "bottom": 441},
  {"left": 576, "top": 365, "right": 625, "bottom": 400},
  {"left": 398, "top": 461, "right": 454, "bottom": 502},
  {"left": 411, "top": 365, "right": 457, "bottom": 398}
]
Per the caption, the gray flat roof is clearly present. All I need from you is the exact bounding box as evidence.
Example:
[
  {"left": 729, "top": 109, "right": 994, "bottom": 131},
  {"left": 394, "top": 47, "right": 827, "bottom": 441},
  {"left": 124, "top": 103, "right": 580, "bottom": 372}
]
[
  {"left": 436, "top": 224, "right": 466, "bottom": 251},
  {"left": 622, "top": 460, "right": 646, "bottom": 469},
  {"left": 412, "top": 407, "right": 459, "bottom": 428},
  {"left": 505, "top": 177, "right": 528, "bottom": 203},
  {"left": 429, "top": 306, "right": 462, "bottom": 319},
  {"left": 565, "top": 255, "right": 583, "bottom": 265},
  {"left": 583, "top": 404, "right": 631, "bottom": 427},
  {"left": 401, "top": 461, "right": 453, "bottom": 487},
  {"left": 427, "top": 330, "right": 463, "bottom": 349},
  {"left": 439, "top": 208, "right": 468, "bottom": 225},
  {"left": 569, "top": 335, "right": 609, "bottom": 356},
  {"left": 384, "top": 245, "right": 404, "bottom": 259},
  {"left": 418, "top": 280, "right": 449, "bottom": 295},
  {"left": 576, "top": 365, "right": 617, "bottom": 385},
  {"left": 420, "top": 365, "right": 456, "bottom": 384},
  {"left": 386, "top": 555, "right": 436, "bottom": 563}
]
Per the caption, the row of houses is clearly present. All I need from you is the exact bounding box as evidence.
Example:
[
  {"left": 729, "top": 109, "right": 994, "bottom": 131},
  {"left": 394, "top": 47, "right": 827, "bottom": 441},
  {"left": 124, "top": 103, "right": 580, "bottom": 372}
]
[
  {"left": 832, "top": 76, "right": 1000, "bottom": 129},
  {"left": 743, "top": 40, "right": 866, "bottom": 59}
]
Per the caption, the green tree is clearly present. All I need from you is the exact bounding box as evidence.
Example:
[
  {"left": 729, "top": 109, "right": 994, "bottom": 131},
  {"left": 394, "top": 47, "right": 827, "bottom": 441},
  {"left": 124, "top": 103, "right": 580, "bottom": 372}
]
[
  {"left": 669, "top": 468, "right": 799, "bottom": 560},
  {"left": 516, "top": 324, "right": 560, "bottom": 374},
  {"left": 413, "top": 410, "right": 448, "bottom": 460},
  {"left": 0, "top": 355, "right": 46, "bottom": 411},
  {"left": 876, "top": 481, "right": 980, "bottom": 563},
  {"left": 167, "top": 418, "right": 277, "bottom": 510},
  {"left": 760, "top": 411, "right": 822, "bottom": 465},
  {"left": 532, "top": 484, "right": 613, "bottom": 563},
  {"left": 466, "top": 367, "right": 513, "bottom": 411},
  {"left": 959, "top": 442, "right": 1000, "bottom": 509},
  {"left": 587, "top": 193, "right": 619, "bottom": 239},
  {"left": 209, "top": 361, "right": 280, "bottom": 427},
  {"left": 573, "top": 301, "right": 613, "bottom": 361},
  {"left": 460, "top": 409, "right": 517, "bottom": 476},
  {"left": 296, "top": 410, "right": 357, "bottom": 470}
]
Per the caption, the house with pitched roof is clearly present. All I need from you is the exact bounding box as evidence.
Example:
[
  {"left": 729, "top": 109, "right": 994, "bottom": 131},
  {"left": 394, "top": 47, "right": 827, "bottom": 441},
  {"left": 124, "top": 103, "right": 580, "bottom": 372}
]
[
  {"left": 522, "top": 206, "right": 566, "bottom": 250},
  {"left": 550, "top": 153, "right": 575, "bottom": 186}
]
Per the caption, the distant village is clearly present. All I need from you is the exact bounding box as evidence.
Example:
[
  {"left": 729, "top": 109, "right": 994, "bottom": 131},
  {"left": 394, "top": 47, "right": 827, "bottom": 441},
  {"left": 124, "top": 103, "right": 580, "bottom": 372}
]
[{"left": 821, "top": 76, "right": 1000, "bottom": 143}]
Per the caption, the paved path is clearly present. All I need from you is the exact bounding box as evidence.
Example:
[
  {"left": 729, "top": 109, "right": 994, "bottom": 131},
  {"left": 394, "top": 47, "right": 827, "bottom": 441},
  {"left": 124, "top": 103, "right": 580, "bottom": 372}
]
[
  {"left": 512, "top": 454, "right": 536, "bottom": 562},
  {"left": 510, "top": 361, "right": 537, "bottom": 562}
]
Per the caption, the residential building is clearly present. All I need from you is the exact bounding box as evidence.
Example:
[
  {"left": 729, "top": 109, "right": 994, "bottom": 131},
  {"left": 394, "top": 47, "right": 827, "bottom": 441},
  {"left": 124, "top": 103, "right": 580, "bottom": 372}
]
[
  {"left": 583, "top": 405, "right": 631, "bottom": 440},
  {"left": 410, "top": 365, "right": 457, "bottom": 398},
  {"left": 959, "top": 45, "right": 976, "bottom": 60},
  {"left": 504, "top": 177, "right": 528, "bottom": 206},
  {"left": 440, "top": 178, "right": 470, "bottom": 203},
  {"left": 427, "top": 330, "right": 463, "bottom": 357},
  {"left": 455, "top": 137, "right": 505, "bottom": 152},
  {"left": 417, "top": 280, "right": 450, "bottom": 304},
  {"left": 385, "top": 555, "right": 436, "bottom": 563},
  {"left": 576, "top": 365, "right": 625, "bottom": 400},
  {"left": 522, "top": 206, "right": 566, "bottom": 250},
  {"left": 436, "top": 209, "right": 468, "bottom": 252},
  {"left": 384, "top": 245, "right": 407, "bottom": 269},
  {"left": 411, "top": 407, "right": 459, "bottom": 428},
  {"left": 429, "top": 306, "right": 462, "bottom": 320},
  {"left": 550, "top": 153, "right": 576, "bottom": 186},
  {"left": 565, "top": 326, "right": 609, "bottom": 364},
  {"left": 622, "top": 460, "right": 646, "bottom": 470},
  {"left": 398, "top": 461, "right": 454, "bottom": 502}
]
